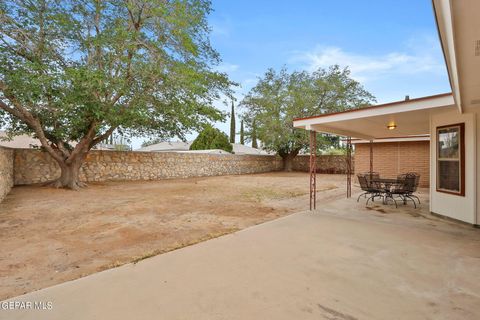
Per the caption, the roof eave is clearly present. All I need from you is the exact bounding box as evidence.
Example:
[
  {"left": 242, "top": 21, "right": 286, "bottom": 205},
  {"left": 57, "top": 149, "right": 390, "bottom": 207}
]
[
  {"left": 293, "top": 93, "right": 454, "bottom": 128},
  {"left": 432, "top": 0, "right": 462, "bottom": 113}
]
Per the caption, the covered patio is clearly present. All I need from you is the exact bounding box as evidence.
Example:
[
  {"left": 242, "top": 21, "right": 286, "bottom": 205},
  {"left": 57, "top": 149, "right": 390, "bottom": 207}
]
[{"left": 293, "top": 93, "right": 456, "bottom": 211}]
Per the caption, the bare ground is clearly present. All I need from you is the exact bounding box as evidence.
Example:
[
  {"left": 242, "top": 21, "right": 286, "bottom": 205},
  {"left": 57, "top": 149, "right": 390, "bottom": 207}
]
[{"left": 0, "top": 172, "right": 346, "bottom": 300}]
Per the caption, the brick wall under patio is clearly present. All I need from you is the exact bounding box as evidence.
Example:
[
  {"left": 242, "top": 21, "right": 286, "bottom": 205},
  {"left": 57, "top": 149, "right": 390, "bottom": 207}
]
[{"left": 354, "top": 141, "right": 430, "bottom": 187}]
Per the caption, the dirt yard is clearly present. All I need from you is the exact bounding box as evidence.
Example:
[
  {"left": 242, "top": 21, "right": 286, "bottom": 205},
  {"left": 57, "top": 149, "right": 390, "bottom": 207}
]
[{"left": 0, "top": 172, "right": 346, "bottom": 300}]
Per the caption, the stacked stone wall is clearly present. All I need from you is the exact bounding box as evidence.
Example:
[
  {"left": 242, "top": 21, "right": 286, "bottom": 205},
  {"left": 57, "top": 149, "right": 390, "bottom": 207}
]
[
  {"left": 0, "top": 147, "right": 14, "bottom": 202},
  {"left": 13, "top": 149, "right": 284, "bottom": 185}
]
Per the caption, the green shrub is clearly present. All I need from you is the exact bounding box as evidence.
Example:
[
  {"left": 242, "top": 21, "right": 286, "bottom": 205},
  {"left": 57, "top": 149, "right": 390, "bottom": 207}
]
[{"left": 190, "top": 125, "right": 233, "bottom": 153}]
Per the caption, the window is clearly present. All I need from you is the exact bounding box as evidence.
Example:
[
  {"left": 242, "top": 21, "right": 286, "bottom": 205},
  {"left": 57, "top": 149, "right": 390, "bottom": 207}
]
[{"left": 436, "top": 123, "right": 465, "bottom": 196}]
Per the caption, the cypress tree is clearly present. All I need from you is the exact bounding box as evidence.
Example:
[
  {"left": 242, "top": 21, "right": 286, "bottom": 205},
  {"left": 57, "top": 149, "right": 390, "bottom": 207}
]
[
  {"left": 240, "top": 120, "right": 245, "bottom": 145},
  {"left": 229, "top": 101, "right": 235, "bottom": 143},
  {"left": 251, "top": 120, "right": 258, "bottom": 148}
]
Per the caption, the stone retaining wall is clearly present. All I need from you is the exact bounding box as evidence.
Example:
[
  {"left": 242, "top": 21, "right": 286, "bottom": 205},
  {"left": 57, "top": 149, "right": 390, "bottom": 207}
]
[
  {"left": 13, "top": 149, "right": 284, "bottom": 185},
  {"left": 0, "top": 147, "right": 14, "bottom": 201},
  {"left": 292, "top": 155, "right": 352, "bottom": 174}
]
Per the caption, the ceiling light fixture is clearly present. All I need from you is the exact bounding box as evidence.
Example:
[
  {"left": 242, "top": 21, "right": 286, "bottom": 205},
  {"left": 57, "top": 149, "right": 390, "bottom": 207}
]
[{"left": 387, "top": 123, "right": 397, "bottom": 130}]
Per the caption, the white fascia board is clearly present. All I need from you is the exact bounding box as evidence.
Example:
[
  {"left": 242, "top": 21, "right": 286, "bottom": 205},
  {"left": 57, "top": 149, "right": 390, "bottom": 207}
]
[
  {"left": 293, "top": 94, "right": 454, "bottom": 129},
  {"left": 351, "top": 136, "right": 430, "bottom": 144},
  {"left": 433, "top": 0, "right": 462, "bottom": 112}
]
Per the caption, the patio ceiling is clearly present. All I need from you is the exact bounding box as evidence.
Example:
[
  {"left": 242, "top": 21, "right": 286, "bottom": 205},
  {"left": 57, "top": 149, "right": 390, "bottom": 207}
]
[{"left": 293, "top": 93, "right": 455, "bottom": 140}]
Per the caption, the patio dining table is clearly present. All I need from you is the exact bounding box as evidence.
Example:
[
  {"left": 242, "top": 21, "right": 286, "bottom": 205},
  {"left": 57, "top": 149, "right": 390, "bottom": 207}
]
[
  {"left": 371, "top": 178, "right": 404, "bottom": 205},
  {"left": 372, "top": 178, "right": 402, "bottom": 189}
]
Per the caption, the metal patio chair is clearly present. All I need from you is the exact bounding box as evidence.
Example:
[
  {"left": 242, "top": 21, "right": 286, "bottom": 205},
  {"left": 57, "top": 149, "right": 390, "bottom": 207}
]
[
  {"left": 365, "top": 172, "right": 380, "bottom": 186},
  {"left": 405, "top": 172, "right": 421, "bottom": 204},
  {"left": 357, "top": 174, "right": 383, "bottom": 204},
  {"left": 392, "top": 173, "right": 419, "bottom": 208},
  {"left": 357, "top": 172, "right": 380, "bottom": 201}
]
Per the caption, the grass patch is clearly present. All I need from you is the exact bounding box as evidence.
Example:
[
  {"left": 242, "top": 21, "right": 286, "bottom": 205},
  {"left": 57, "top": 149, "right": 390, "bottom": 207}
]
[
  {"left": 103, "top": 228, "right": 239, "bottom": 270},
  {"left": 241, "top": 185, "right": 338, "bottom": 202}
]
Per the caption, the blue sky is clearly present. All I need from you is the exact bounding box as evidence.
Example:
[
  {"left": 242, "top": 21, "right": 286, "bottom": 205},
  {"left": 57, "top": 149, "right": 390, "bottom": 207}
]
[{"left": 135, "top": 0, "right": 451, "bottom": 148}]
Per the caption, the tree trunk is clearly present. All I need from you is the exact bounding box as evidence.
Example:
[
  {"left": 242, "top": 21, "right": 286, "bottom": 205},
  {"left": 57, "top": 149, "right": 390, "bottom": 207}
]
[
  {"left": 47, "top": 154, "right": 87, "bottom": 190},
  {"left": 281, "top": 153, "right": 296, "bottom": 172},
  {"left": 279, "top": 148, "right": 300, "bottom": 172}
]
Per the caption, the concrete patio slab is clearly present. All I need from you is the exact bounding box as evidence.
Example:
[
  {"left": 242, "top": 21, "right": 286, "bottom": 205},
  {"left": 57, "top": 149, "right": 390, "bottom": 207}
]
[{"left": 2, "top": 195, "right": 480, "bottom": 320}]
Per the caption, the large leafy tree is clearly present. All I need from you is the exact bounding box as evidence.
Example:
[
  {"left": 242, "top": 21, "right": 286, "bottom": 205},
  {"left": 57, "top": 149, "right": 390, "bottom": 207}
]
[
  {"left": 240, "top": 66, "right": 375, "bottom": 171},
  {"left": 0, "top": 0, "right": 233, "bottom": 189}
]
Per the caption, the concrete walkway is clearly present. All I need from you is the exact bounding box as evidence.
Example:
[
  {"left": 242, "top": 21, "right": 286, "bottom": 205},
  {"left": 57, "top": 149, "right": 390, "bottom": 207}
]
[{"left": 2, "top": 196, "right": 480, "bottom": 320}]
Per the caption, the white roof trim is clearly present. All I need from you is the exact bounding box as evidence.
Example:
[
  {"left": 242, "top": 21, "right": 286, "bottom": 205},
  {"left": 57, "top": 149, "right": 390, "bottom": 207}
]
[
  {"left": 351, "top": 136, "right": 430, "bottom": 144},
  {"left": 432, "top": 0, "right": 462, "bottom": 112}
]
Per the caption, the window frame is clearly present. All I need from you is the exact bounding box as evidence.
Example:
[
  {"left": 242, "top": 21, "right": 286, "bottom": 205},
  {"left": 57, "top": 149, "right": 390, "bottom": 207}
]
[{"left": 436, "top": 122, "right": 465, "bottom": 196}]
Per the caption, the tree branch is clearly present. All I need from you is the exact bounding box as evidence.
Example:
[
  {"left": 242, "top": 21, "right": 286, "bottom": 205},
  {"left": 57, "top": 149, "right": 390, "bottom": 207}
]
[
  {"left": 65, "top": 121, "right": 98, "bottom": 164},
  {"left": 90, "top": 125, "right": 117, "bottom": 148},
  {"left": 43, "top": 130, "right": 71, "bottom": 158},
  {"left": 0, "top": 81, "right": 65, "bottom": 163}
]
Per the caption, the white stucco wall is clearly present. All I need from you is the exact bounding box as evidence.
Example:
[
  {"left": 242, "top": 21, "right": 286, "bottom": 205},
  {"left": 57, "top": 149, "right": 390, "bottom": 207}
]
[
  {"left": 430, "top": 109, "right": 477, "bottom": 224},
  {"left": 476, "top": 112, "right": 480, "bottom": 226}
]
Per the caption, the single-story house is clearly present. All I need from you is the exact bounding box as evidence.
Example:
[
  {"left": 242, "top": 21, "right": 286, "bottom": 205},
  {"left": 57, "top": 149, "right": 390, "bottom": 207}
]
[
  {"left": 294, "top": 0, "right": 480, "bottom": 226},
  {"left": 0, "top": 131, "right": 128, "bottom": 151},
  {"left": 0, "top": 131, "right": 41, "bottom": 149},
  {"left": 137, "top": 141, "right": 192, "bottom": 152}
]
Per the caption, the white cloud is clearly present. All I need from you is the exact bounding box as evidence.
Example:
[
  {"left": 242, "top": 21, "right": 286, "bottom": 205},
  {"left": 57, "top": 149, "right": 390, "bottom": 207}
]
[
  {"left": 292, "top": 36, "right": 445, "bottom": 83},
  {"left": 215, "top": 62, "right": 239, "bottom": 73}
]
